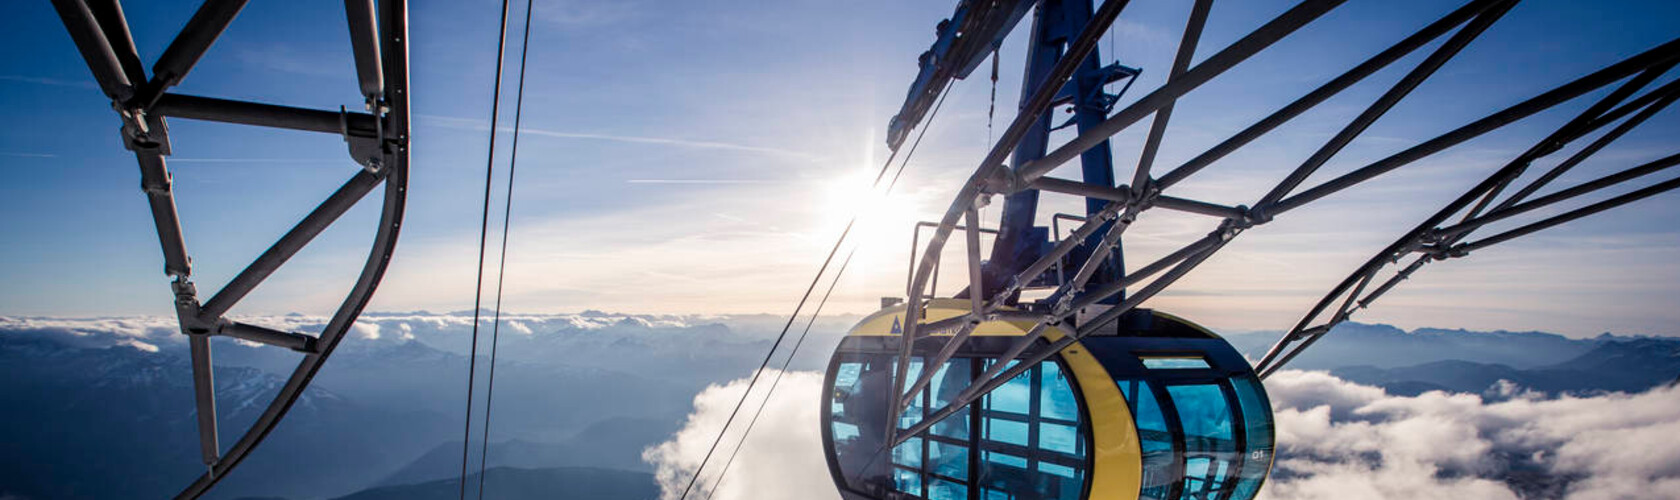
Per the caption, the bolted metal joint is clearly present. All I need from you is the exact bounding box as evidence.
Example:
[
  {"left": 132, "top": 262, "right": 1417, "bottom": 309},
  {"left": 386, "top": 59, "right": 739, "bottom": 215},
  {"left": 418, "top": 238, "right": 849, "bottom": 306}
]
[
  {"left": 1430, "top": 244, "right": 1470, "bottom": 260},
  {"left": 980, "top": 165, "right": 1023, "bottom": 194},
  {"left": 118, "top": 108, "right": 172, "bottom": 155},
  {"left": 341, "top": 106, "right": 388, "bottom": 173},
  {"left": 140, "top": 171, "right": 173, "bottom": 196},
  {"left": 1215, "top": 218, "right": 1247, "bottom": 241},
  {"left": 171, "top": 279, "right": 215, "bottom": 336},
  {"left": 1241, "top": 203, "right": 1274, "bottom": 227}
]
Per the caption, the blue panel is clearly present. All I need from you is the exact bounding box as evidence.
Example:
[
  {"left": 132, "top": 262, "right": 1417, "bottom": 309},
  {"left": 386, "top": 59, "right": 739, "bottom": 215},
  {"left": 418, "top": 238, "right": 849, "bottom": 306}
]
[
  {"left": 1040, "top": 361, "right": 1080, "bottom": 421},
  {"left": 899, "top": 358, "right": 927, "bottom": 430},
  {"left": 1039, "top": 462, "right": 1085, "bottom": 500},
  {"left": 893, "top": 437, "right": 923, "bottom": 468},
  {"left": 984, "top": 450, "right": 1028, "bottom": 469},
  {"left": 894, "top": 467, "right": 922, "bottom": 496},
  {"left": 832, "top": 422, "right": 859, "bottom": 441},
  {"left": 933, "top": 406, "right": 972, "bottom": 440},
  {"left": 931, "top": 359, "right": 973, "bottom": 439},
  {"left": 1039, "top": 422, "right": 1079, "bottom": 455},
  {"left": 930, "top": 359, "right": 968, "bottom": 407},
  {"left": 1167, "top": 384, "right": 1234, "bottom": 445},
  {"left": 930, "top": 439, "right": 970, "bottom": 480},
  {"left": 1040, "top": 462, "right": 1078, "bottom": 479},
  {"left": 985, "top": 360, "right": 1031, "bottom": 415},
  {"left": 835, "top": 362, "right": 862, "bottom": 387},
  {"left": 985, "top": 417, "right": 1029, "bottom": 447},
  {"left": 980, "top": 451, "right": 1032, "bottom": 496},
  {"left": 929, "top": 477, "right": 968, "bottom": 500}
]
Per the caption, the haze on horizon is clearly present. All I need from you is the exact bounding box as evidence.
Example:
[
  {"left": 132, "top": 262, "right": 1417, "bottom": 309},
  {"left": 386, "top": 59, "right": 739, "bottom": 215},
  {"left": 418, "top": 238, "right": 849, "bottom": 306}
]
[{"left": 2, "top": 0, "right": 1678, "bottom": 339}]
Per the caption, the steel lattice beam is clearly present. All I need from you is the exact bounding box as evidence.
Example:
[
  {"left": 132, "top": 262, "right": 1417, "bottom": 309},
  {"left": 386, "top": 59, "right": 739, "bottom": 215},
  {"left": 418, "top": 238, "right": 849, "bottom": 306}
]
[
  {"left": 50, "top": 1, "right": 412, "bottom": 498},
  {"left": 882, "top": 0, "right": 1680, "bottom": 449}
]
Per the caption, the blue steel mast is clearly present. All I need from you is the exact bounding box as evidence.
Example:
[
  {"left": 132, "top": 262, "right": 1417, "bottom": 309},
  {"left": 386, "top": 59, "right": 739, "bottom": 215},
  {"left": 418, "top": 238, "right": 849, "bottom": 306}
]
[{"left": 888, "top": 0, "right": 1140, "bottom": 311}]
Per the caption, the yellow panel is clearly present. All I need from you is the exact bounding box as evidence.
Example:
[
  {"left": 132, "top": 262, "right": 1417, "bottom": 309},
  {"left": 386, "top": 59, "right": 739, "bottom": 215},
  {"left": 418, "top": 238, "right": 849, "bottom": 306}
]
[
  {"left": 1047, "top": 328, "right": 1141, "bottom": 500},
  {"left": 844, "top": 302, "right": 1142, "bottom": 499}
]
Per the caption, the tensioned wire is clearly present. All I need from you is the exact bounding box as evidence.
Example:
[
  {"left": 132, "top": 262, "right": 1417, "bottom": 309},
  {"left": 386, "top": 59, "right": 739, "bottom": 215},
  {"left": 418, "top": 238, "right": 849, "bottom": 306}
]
[
  {"left": 683, "top": 83, "right": 958, "bottom": 500},
  {"left": 458, "top": 0, "right": 515, "bottom": 497},
  {"left": 474, "top": 0, "right": 537, "bottom": 497}
]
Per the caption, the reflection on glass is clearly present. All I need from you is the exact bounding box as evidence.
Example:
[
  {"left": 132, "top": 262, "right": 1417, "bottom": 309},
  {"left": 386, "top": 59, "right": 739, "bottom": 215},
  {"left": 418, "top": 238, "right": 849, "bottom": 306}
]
[
  {"left": 980, "top": 450, "right": 1031, "bottom": 495},
  {"left": 1041, "top": 362, "right": 1079, "bottom": 420},
  {"left": 928, "top": 477, "right": 967, "bottom": 500},
  {"left": 1040, "top": 422, "right": 1079, "bottom": 455},
  {"left": 1231, "top": 376, "right": 1274, "bottom": 499},
  {"left": 1168, "top": 384, "right": 1238, "bottom": 500},
  {"left": 932, "top": 360, "right": 972, "bottom": 439},
  {"left": 1141, "top": 356, "right": 1212, "bottom": 369},
  {"left": 930, "top": 439, "right": 969, "bottom": 480},
  {"left": 894, "top": 467, "right": 922, "bottom": 496},
  {"left": 1040, "top": 462, "right": 1084, "bottom": 500},
  {"left": 832, "top": 421, "right": 859, "bottom": 441},
  {"left": 1121, "top": 380, "right": 1176, "bottom": 500},
  {"left": 986, "top": 360, "right": 1030, "bottom": 414},
  {"left": 831, "top": 353, "right": 1091, "bottom": 500},
  {"left": 893, "top": 437, "right": 923, "bottom": 469},
  {"left": 900, "top": 359, "right": 926, "bottom": 430},
  {"left": 985, "top": 417, "right": 1029, "bottom": 447}
]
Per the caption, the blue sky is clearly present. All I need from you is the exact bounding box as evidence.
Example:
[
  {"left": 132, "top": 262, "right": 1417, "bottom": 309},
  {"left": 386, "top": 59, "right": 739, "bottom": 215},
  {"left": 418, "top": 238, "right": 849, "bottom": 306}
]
[{"left": 2, "top": 0, "right": 1677, "bottom": 337}]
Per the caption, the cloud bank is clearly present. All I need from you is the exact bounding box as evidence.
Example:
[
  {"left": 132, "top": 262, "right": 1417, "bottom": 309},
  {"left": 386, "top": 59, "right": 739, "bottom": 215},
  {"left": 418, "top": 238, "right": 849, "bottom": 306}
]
[
  {"left": 648, "top": 369, "right": 1680, "bottom": 500},
  {"left": 1263, "top": 371, "right": 1680, "bottom": 500},
  {"left": 643, "top": 370, "right": 839, "bottom": 500}
]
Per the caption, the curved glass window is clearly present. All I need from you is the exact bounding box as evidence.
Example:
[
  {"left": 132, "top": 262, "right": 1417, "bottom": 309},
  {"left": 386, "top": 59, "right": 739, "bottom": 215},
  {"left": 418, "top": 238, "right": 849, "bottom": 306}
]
[
  {"left": 1110, "top": 374, "right": 1271, "bottom": 500},
  {"left": 1167, "top": 384, "right": 1238, "bottom": 499},
  {"left": 1120, "top": 380, "right": 1176, "bottom": 500},
  {"left": 829, "top": 353, "right": 1088, "bottom": 500},
  {"left": 1230, "top": 376, "right": 1274, "bottom": 499}
]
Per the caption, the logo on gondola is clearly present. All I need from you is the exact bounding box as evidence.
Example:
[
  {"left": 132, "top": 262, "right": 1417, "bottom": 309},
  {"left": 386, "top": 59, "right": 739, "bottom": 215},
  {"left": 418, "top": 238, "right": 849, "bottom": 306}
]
[{"left": 891, "top": 317, "right": 903, "bottom": 335}]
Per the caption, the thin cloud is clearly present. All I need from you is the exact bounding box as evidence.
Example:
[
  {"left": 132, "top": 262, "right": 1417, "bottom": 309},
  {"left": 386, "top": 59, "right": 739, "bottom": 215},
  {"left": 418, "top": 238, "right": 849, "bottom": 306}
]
[
  {"left": 417, "top": 113, "right": 826, "bottom": 161},
  {"left": 169, "top": 157, "right": 347, "bottom": 165},
  {"left": 626, "top": 179, "right": 785, "bottom": 185},
  {"left": 1, "top": 152, "right": 57, "bottom": 158},
  {"left": 0, "top": 74, "right": 98, "bottom": 90}
]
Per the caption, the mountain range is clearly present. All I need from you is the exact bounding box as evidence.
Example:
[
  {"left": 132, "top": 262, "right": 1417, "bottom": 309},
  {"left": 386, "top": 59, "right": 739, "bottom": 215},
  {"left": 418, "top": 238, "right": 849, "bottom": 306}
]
[{"left": 1, "top": 312, "right": 1675, "bottom": 499}]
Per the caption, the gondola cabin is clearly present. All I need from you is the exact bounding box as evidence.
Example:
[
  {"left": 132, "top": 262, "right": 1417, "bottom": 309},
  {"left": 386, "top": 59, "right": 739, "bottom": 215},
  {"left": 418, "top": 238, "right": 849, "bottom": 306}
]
[{"left": 822, "top": 299, "right": 1275, "bottom": 500}]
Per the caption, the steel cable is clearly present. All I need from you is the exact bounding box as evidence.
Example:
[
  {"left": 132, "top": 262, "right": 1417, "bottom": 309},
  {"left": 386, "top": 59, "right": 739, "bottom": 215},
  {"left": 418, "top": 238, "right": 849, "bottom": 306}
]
[
  {"left": 695, "top": 85, "right": 954, "bottom": 500},
  {"left": 459, "top": 0, "right": 513, "bottom": 497},
  {"left": 678, "top": 85, "right": 955, "bottom": 500},
  {"left": 475, "top": 0, "right": 535, "bottom": 497}
]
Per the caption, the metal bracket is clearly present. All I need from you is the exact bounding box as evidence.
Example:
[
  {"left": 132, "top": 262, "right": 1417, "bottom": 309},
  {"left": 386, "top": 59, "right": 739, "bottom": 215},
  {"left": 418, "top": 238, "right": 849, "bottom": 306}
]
[
  {"left": 119, "top": 108, "right": 172, "bottom": 155},
  {"left": 171, "top": 279, "right": 212, "bottom": 335},
  {"left": 341, "top": 105, "right": 385, "bottom": 173}
]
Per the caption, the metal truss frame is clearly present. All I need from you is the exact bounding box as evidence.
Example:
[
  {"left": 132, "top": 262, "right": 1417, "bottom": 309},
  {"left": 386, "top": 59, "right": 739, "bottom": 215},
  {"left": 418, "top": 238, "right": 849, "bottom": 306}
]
[
  {"left": 885, "top": 0, "right": 1680, "bottom": 447},
  {"left": 49, "top": 1, "right": 411, "bottom": 498}
]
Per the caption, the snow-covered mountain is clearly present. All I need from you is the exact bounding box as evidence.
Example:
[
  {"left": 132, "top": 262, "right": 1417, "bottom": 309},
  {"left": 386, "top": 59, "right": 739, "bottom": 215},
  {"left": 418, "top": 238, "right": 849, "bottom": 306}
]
[{"left": 1, "top": 312, "right": 1674, "bottom": 499}]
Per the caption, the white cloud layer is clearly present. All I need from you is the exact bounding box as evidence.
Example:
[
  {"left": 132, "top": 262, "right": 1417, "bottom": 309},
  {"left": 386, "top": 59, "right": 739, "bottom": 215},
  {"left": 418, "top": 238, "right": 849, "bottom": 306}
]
[
  {"left": 644, "top": 370, "right": 839, "bottom": 500},
  {"left": 647, "top": 369, "right": 1680, "bottom": 500},
  {"left": 1262, "top": 370, "right": 1680, "bottom": 500}
]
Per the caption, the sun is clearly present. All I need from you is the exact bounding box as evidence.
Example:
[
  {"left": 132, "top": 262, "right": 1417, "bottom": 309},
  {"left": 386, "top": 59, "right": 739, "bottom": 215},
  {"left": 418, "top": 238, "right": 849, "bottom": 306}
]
[{"left": 820, "top": 169, "right": 924, "bottom": 264}]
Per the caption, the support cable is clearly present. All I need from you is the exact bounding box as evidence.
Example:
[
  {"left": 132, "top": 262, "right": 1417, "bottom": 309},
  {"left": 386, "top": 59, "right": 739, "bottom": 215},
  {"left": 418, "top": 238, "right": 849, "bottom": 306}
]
[
  {"left": 702, "top": 250, "right": 857, "bottom": 500},
  {"left": 475, "top": 0, "right": 535, "bottom": 497},
  {"left": 727, "top": 86, "right": 955, "bottom": 497},
  {"left": 458, "top": 0, "right": 513, "bottom": 497},
  {"left": 678, "top": 85, "right": 954, "bottom": 500}
]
